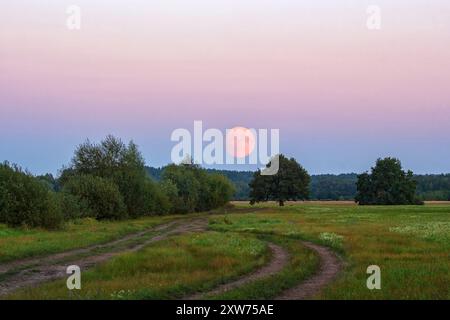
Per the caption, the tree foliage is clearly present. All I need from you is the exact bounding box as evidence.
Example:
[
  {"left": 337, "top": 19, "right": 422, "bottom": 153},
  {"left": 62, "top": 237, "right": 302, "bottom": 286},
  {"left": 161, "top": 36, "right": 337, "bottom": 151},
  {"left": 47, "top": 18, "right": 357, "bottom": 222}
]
[
  {"left": 60, "top": 135, "right": 171, "bottom": 217},
  {"left": 0, "top": 136, "right": 247, "bottom": 229},
  {"left": 147, "top": 167, "right": 252, "bottom": 200},
  {"left": 161, "top": 163, "right": 235, "bottom": 213},
  {"left": 355, "top": 157, "right": 422, "bottom": 205},
  {"left": 0, "top": 163, "right": 63, "bottom": 229},
  {"left": 249, "top": 155, "right": 310, "bottom": 206},
  {"left": 59, "top": 136, "right": 234, "bottom": 219},
  {"left": 310, "top": 174, "right": 357, "bottom": 200},
  {"left": 62, "top": 174, "right": 127, "bottom": 220}
]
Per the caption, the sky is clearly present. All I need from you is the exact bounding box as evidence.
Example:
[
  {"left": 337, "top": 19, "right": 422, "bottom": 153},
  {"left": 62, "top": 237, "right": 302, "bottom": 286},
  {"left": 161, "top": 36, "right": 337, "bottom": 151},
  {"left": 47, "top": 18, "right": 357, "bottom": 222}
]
[{"left": 1, "top": 0, "right": 449, "bottom": 175}]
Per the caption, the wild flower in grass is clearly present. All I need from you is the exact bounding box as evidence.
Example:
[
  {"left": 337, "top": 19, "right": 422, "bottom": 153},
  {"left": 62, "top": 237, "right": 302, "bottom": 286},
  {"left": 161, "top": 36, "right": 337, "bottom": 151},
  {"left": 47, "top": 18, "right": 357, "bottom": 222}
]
[
  {"left": 389, "top": 222, "right": 450, "bottom": 242},
  {"left": 284, "top": 230, "right": 303, "bottom": 238},
  {"left": 110, "top": 289, "right": 136, "bottom": 300},
  {"left": 319, "top": 232, "right": 344, "bottom": 249}
]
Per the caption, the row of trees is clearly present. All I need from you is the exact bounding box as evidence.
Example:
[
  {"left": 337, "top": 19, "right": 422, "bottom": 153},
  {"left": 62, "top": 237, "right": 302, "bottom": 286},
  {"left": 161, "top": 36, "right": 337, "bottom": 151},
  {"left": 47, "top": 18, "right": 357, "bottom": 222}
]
[
  {"left": 248, "top": 156, "right": 422, "bottom": 206},
  {"left": 179, "top": 170, "right": 449, "bottom": 201},
  {"left": 414, "top": 174, "right": 450, "bottom": 201},
  {"left": 0, "top": 136, "right": 235, "bottom": 229},
  {"left": 0, "top": 142, "right": 427, "bottom": 229},
  {"left": 146, "top": 167, "right": 254, "bottom": 200},
  {"left": 310, "top": 174, "right": 357, "bottom": 200}
]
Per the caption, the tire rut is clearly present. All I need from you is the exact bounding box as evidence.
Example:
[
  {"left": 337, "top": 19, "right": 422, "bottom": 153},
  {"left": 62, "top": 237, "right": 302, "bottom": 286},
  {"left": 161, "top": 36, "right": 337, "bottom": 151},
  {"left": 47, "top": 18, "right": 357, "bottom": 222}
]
[
  {"left": 184, "top": 242, "right": 289, "bottom": 300},
  {"left": 0, "top": 218, "right": 207, "bottom": 297},
  {"left": 276, "top": 241, "right": 343, "bottom": 300},
  {"left": 0, "top": 221, "right": 177, "bottom": 275}
]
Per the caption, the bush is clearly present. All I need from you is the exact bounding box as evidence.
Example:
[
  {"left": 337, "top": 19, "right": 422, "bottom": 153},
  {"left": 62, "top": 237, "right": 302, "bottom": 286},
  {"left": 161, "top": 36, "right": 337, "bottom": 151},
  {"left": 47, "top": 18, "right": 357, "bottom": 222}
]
[
  {"left": 160, "top": 180, "right": 180, "bottom": 214},
  {"left": 192, "top": 170, "right": 235, "bottom": 211},
  {"left": 62, "top": 175, "right": 127, "bottom": 220},
  {"left": 56, "top": 191, "right": 89, "bottom": 220},
  {"left": 192, "top": 168, "right": 213, "bottom": 212},
  {"left": 161, "top": 164, "right": 235, "bottom": 213},
  {"left": 40, "top": 192, "right": 65, "bottom": 229},
  {"left": 207, "top": 174, "right": 236, "bottom": 209},
  {"left": 112, "top": 170, "right": 172, "bottom": 217},
  {"left": 161, "top": 164, "right": 201, "bottom": 213},
  {"left": 145, "top": 180, "right": 172, "bottom": 215},
  {"left": 0, "top": 163, "right": 63, "bottom": 229}
]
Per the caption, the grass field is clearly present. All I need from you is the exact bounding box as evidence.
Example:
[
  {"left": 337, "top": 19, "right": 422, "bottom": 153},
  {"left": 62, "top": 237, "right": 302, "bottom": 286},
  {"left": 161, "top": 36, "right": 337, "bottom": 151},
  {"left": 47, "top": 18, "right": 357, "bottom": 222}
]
[
  {"left": 213, "top": 202, "right": 450, "bottom": 299},
  {"left": 6, "top": 232, "right": 269, "bottom": 300},
  {"left": 0, "top": 214, "right": 201, "bottom": 263},
  {"left": 1, "top": 202, "right": 449, "bottom": 300}
]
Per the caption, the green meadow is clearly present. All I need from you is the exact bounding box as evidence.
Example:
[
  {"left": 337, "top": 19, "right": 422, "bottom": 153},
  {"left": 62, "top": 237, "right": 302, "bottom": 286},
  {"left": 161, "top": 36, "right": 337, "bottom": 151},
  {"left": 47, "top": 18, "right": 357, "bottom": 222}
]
[
  {"left": 211, "top": 202, "right": 450, "bottom": 299},
  {"left": 0, "top": 214, "right": 198, "bottom": 263},
  {"left": 1, "top": 202, "right": 449, "bottom": 300}
]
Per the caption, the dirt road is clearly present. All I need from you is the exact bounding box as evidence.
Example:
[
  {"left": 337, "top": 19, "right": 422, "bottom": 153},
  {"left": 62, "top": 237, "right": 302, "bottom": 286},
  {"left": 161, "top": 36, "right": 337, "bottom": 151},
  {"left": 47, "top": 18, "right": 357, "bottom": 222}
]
[
  {"left": 276, "top": 241, "right": 343, "bottom": 300},
  {"left": 0, "top": 219, "right": 207, "bottom": 296},
  {"left": 185, "top": 242, "right": 289, "bottom": 299}
]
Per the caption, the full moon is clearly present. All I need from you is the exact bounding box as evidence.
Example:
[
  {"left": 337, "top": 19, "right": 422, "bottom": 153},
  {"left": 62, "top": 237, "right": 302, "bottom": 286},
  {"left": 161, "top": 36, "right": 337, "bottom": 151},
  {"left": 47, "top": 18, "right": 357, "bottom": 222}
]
[{"left": 226, "top": 127, "right": 256, "bottom": 158}]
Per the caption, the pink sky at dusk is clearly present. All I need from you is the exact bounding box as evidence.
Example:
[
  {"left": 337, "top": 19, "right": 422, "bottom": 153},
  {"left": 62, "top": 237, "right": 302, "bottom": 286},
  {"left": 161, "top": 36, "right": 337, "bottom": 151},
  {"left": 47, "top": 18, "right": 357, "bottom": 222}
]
[{"left": 1, "top": 1, "right": 449, "bottom": 174}]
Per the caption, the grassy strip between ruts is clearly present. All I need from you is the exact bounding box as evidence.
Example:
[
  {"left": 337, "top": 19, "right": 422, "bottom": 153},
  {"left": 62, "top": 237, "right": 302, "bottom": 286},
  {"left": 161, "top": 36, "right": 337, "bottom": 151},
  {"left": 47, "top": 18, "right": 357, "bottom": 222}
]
[{"left": 5, "top": 231, "right": 269, "bottom": 300}]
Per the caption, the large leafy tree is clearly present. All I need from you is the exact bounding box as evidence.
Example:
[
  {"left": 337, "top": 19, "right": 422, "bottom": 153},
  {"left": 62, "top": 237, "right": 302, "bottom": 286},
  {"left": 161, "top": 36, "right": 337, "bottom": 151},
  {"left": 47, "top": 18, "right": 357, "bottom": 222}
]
[
  {"left": 355, "top": 157, "right": 422, "bottom": 205},
  {"left": 60, "top": 135, "right": 165, "bottom": 217},
  {"left": 249, "top": 155, "right": 310, "bottom": 206}
]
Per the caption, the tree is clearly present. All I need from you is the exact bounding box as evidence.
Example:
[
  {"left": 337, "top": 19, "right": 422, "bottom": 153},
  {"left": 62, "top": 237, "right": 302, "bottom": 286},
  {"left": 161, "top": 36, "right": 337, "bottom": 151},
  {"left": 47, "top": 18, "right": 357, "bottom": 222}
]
[
  {"left": 37, "top": 173, "right": 59, "bottom": 191},
  {"left": 249, "top": 155, "right": 310, "bottom": 206},
  {"left": 355, "top": 157, "right": 422, "bottom": 205},
  {"left": 0, "top": 162, "right": 63, "bottom": 229},
  {"left": 60, "top": 135, "right": 161, "bottom": 217},
  {"left": 62, "top": 174, "right": 127, "bottom": 220},
  {"left": 249, "top": 170, "right": 270, "bottom": 203}
]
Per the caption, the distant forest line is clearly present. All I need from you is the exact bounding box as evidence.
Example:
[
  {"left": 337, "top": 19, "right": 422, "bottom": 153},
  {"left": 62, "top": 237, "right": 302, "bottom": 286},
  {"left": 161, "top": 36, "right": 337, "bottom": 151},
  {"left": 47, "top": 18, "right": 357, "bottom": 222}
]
[{"left": 147, "top": 167, "right": 450, "bottom": 201}]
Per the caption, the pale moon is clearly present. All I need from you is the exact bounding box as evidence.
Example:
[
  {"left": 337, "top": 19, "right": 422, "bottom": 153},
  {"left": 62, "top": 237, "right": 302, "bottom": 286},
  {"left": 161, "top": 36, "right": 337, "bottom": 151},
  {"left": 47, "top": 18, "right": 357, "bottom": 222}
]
[{"left": 226, "top": 127, "right": 256, "bottom": 158}]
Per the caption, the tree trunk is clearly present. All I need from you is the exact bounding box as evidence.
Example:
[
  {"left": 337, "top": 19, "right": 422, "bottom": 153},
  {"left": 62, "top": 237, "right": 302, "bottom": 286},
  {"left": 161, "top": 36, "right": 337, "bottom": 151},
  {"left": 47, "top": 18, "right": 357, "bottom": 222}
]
[{"left": 279, "top": 200, "right": 284, "bottom": 206}]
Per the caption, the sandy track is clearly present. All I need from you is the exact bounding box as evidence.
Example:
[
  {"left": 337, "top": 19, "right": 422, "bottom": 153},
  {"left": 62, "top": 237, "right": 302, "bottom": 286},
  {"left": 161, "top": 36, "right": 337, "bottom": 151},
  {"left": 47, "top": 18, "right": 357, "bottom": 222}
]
[
  {"left": 185, "top": 242, "right": 289, "bottom": 300},
  {"left": 0, "top": 218, "right": 207, "bottom": 297},
  {"left": 276, "top": 241, "right": 342, "bottom": 300}
]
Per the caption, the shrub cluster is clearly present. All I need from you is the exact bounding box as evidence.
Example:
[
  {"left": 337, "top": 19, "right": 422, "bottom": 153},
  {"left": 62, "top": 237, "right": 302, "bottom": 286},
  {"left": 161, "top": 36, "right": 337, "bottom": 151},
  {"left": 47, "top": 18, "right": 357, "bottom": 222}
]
[
  {"left": 0, "top": 163, "right": 63, "bottom": 229},
  {"left": 162, "top": 164, "right": 235, "bottom": 214},
  {"left": 61, "top": 174, "right": 127, "bottom": 220},
  {"left": 58, "top": 136, "right": 171, "bottom": 220}
]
